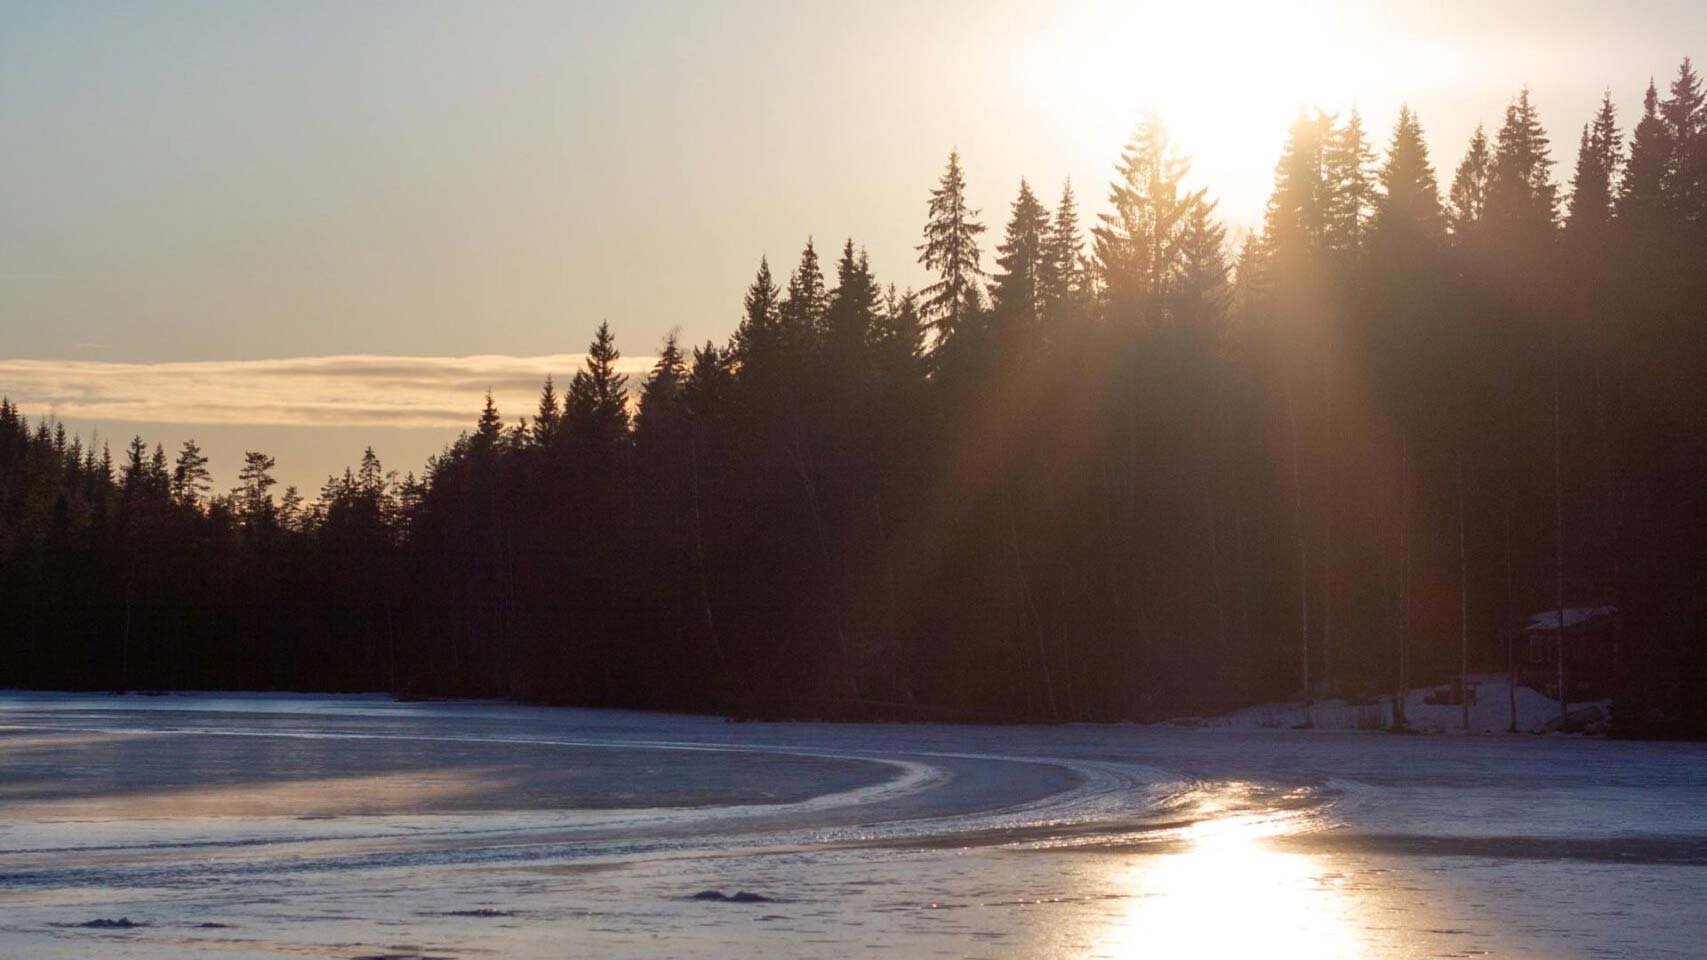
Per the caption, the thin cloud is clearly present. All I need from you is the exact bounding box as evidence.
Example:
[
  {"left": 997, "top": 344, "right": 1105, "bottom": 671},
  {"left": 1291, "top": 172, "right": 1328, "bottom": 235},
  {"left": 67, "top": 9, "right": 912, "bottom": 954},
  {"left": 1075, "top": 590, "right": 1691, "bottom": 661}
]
[{"left": 0, "top": 354, "right": 657, "bottom": 429}]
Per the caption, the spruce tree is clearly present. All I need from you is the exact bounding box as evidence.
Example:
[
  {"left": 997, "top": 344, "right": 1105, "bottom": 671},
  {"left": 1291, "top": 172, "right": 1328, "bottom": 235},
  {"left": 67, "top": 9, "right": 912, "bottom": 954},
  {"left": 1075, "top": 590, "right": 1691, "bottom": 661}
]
[
  {"left": 1323, "top": 107, "right": 1377, "bottom": 254},
  {"left": 532, "top": 376, "right": 562, "bottom": 447},
  {"left": 1263, "top": 109, "right": 1334, "bottom": 261},
  {"left": 780, "top": 239, "right": 829, "bottom": 350},
  {"left": 1040, "top": 180, "right": 1087, "bottom": 317},
  {"left": 568, "top": 322, "right": 631, "bottom": 442},
  {"left": 1486, "top": 88, "right": 1559, "bottom": 239},
  {"left": 1096, "top": 111, "right": 1204, "bottom": 319},
  {"left": 1372, "top": 106, "right": 1444, "bottom": 247},
  {"left": 1448, "top": 125, "right": 1493, "bottom": 239},
  {"left": 825, "top": 239, "right": 881, "bottom": 362},
  {"left": 1660, "top": 57, "right": 1705, "bottom": 221},
  {"left": 916, "top": 150, "right": 986, "bottom": 342},
  {"left": 1619, "top": 80, "right": 1672, "bottom": 228},
  {"left": 636, "top": 333, "right": 688, "bottom": 438},
  {"left": 1175, "top": 198, "right": 1231, "bottom": 328},
  {"left": 990, "top": 179, "right": 1051, "bottom": 330},
  {"left": 1567, "top": 92, "right": 1622, "bottom": 235},
  {"left": 732, "top": 257, "right": 781, "bottom": 368}
]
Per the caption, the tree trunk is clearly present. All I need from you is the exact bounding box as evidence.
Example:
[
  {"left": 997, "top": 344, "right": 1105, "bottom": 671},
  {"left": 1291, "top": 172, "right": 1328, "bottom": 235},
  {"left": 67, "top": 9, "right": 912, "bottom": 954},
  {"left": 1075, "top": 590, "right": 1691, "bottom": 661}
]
[
  {"left": 1554, "top": 351, "right": 1568, "bottom": 727},
  {"left": 1287, "top": 387, "right": 1310, "bottom": 722},
  {"left": 1458, "top": 443, "right": 1471, "bottom": 732}
]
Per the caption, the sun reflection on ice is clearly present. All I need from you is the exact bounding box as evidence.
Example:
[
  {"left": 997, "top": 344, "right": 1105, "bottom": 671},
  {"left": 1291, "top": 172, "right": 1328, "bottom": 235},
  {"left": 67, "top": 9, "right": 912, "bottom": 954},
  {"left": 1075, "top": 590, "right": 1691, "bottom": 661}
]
[{"left": 1091, "top": 805, "right": 1359, "bottom": 960}]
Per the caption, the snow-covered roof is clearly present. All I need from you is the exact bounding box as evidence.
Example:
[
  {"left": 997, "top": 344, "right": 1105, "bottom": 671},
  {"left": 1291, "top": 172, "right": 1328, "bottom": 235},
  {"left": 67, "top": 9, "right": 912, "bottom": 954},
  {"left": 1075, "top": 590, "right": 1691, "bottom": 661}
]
[{"left": 1524, "top": 606, "right": 1617, "bottom": 632}]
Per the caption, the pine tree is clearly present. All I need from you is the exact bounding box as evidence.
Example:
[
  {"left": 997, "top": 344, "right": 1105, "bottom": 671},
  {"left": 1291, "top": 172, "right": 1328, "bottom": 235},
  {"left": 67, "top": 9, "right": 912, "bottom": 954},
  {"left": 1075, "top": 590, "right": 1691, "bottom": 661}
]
[
  {"left": 917, "top": 150, "right": 986, "bottom": 342},
  {"left": 171, "top": 440, "right": 211, "bottom": 507},
  {"left": 532, "top": 376, "right": 562, "bottom": 447},
  {"left": 1486, "top": 88, "right": 1558, "bottom": 239},
  {"left": 780, "top": 239, "right": 829, "bottom": 350},
  {"left": 1096, "top": 111, "right": 1205, "bottom": 319},
  {"left": 1619, "top": 80, "right": 1672, "bottom": 228},
  {"left": 732, "top": 257, "right": 782, "bottom": 367},
  {"left": 636, "top": 333, "right": 688, "bottom": 437},
  {"left": 234, "top": 451, "right": 278, "bottom": 524},
  {"left": 1323, "top": 107, "right": 1377, "bottom": 254},
  {"left": 473, "top": 392, "right": 504, "bottom": 454},
  {"left": 1263, "top": 109, "right": 1334, "bottom": 261},
  {"left": 1567, "top": 92, "right": 1622, "bottom": 235},
  {"left": 1175, "top": 198, "right": 1231, "bottom": 329},
  {"left": 825, "top": 239, "right": 881, "bottom": 362},
  {"left": 989, "top": 179, "right": 1051, "bottom": 331},
  {"left": 1448, "top": 125, "right": 1493, "bottom": 239},
  {"left": 1372, "top": 106, "right": 1444, "bottom": 248},
  {"left": 1660, "top": 57, "right": 1705, "bottom": 221},
  {"left": 568, "top": 321, "right": 630, "bottom": 442},
  {"left": 1040, "top": 180, "right": 1087, "bottom": 317}
]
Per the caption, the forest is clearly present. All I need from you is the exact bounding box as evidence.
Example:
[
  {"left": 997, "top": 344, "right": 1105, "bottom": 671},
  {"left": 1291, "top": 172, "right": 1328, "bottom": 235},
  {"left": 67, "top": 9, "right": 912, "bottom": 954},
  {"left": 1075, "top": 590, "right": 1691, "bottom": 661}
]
[{"left": 4, "top": 59, "right": 1706, "bottom": 735}]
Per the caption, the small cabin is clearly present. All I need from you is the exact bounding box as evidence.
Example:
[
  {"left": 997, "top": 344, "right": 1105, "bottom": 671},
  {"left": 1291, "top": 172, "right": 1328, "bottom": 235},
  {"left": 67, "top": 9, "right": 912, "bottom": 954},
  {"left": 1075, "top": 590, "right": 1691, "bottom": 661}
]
[{"left": 1516, "top": 605, "right": 1618, "bottom": 701}]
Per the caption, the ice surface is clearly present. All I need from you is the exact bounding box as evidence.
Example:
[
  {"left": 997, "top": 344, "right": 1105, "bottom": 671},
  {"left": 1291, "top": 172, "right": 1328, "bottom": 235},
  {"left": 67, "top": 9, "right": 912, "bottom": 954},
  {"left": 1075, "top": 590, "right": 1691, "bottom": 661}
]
[{"left": 2, "top": 691, "right": 1705, "bottom": 959}]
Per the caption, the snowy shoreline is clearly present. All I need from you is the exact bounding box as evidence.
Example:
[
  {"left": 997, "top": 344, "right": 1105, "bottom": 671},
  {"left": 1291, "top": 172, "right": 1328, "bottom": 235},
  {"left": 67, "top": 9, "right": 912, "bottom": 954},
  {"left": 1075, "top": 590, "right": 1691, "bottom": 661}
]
[{"left": 1177, "top": 675, "right": 1611, "bottom": 736}]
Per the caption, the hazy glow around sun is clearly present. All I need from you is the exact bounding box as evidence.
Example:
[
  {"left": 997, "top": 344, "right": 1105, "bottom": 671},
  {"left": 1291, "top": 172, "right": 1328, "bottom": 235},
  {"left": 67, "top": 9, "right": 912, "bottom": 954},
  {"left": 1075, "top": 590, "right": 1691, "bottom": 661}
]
[{"left": 1018, "top": 0, "right": 1463, "bottom": 226}]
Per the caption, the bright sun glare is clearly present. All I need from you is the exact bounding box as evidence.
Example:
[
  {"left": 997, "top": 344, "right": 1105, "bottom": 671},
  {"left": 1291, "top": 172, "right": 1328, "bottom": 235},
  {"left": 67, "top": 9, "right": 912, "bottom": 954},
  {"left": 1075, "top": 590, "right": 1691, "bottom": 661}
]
[
  {"left": 1021, "top": 0, "right": 1420, "bottom": 225},
  {"left": 1096, "top": 811, "right": 1359, "bottom": 960}
]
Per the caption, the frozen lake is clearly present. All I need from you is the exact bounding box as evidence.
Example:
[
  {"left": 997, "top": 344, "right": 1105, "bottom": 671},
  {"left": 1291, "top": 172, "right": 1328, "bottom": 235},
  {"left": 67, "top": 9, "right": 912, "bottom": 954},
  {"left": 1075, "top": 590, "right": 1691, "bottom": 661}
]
[{"left": 2, "top": 693, "right": 1705, "bottom": 958}]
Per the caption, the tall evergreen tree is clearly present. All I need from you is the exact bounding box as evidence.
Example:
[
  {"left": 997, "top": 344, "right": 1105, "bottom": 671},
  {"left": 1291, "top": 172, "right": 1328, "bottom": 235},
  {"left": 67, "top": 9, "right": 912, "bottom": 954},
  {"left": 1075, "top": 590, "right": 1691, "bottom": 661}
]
[
  {"left": 532, "top": 376, "right": 562, "bottom": 447},
  {"left": 1372, "top": 106, "right": 1444, "bottom": 247},
  {"left": 568, "top": 322, "right": 631, "bottom": 442},
  {"left": 1619, "top": 80, "right": 1672, "bottom": 228},
  {"left": 1660, "top": 57, "right": 1705, "bottom": 221},
  {"left": 917, "top": 150, "right": 986, "bottom": 342},
  {"left": 1448, "top": 125, "right": 1492, "bottom": 239},
  {"left": 825, "top": 239, "right": 881, "bottom": 362},
  {"left": 1486, "top": 88, "right": 1559, "bottom": 238},
  {"left": 780, "top": 239, "right": 829, "bottom": 349},
  {"left": 989, "top": 179, "right": 1051, "bottom": 331},
  {"left": 1096, "top": 111, "right": 1204, "bottom": 320},
  {"left": 170, "top": 440, "right": 211, "bottom": 507},
  {"left": 1040, "top": 180, "right": 1087, "bottom": 318},
  {"left": 1323, "top": 107, "right": 1378, "bottom": 254},
  {"left": 1567, "top": 92, "right": 1622, "bottom": 235}
]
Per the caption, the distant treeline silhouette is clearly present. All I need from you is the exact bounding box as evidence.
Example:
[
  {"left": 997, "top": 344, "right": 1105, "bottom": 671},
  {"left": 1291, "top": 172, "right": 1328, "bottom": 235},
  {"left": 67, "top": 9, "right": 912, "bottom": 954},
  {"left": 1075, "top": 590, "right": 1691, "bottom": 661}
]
[{"left": 5, "top": 60, "right": 1707, "bottom": 734}]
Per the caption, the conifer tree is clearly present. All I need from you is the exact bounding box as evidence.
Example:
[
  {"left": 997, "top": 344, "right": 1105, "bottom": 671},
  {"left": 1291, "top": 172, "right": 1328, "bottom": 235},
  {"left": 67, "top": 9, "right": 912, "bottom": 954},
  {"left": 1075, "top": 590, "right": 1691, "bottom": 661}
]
[
  {"left": 235, "top": 451, "right": 278, "bottom": 524},
  {"left": 1264, "top": 109, "right": 1334, "bottom": 261},
  {"left": 568, "top": 322, "right": 630, "bottom": 442},
  {"left": 1040, "top": 180, "right": 1087, "bottom": 317},
  {"left": 1096, "top": 111, "right": 1204, "bottom": 319},
  {"left": 636, "top": 333, "right": 688, "bottom": 437},
  {"left": 171, "top": 440, "right": 211, "bottom": 507},
  {"left": 1323, "top": 107, "right": 1377, "bottom": 254},
  {"left": 990, "top": 179, "right": 1051, "bottom": 330},
  {"left": 1448, "top": 125, "right": 1493, "bottom": 239},
  {"left": 1660, "top": 57, "right": 1705, "bottom": 221},
  {"left": 1567, "top": 92, "right": 1622, "bottom": 235},
  {"left": 473, "top": 393, "right": 504, "bottom": 453},
  {"left": 1486, "top": 88, "right": 1559, "bottom": 238},
  {"left": 1372, "top": 106, "right": 1445, "bottom": 247},
  {"left": 1619, "top": 80, "right": 1672, "bottom": 228},
  {"left": 917, "top": 150, "right": 986, "bottom": 341},
  {"left": 532, "top": 376, "right": 562, "bottom": 447},
  {"left": 1175, "top": 198, "right": 1231, "bottom": 329},
  {"left": 825, "top": 239, "right": 881, "bottom": 361},
  {"left": 732, "top": 257, "right": 781, "bottom": 367},
  {"left": 780, "top": 240, "right": 829, "bottom": 351}
]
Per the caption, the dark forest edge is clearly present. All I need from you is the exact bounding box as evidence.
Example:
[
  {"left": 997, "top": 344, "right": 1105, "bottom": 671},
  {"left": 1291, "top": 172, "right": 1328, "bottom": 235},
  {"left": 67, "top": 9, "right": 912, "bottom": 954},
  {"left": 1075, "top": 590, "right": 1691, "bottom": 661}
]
[{"left": 5, "top": 59, "right": 1707, "bottom": 737}]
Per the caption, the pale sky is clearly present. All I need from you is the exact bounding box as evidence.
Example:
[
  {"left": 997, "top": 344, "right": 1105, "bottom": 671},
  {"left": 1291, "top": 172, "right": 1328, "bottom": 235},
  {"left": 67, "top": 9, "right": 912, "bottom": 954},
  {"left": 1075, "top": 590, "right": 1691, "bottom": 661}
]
[{"left": 2, "top": 0, "right": 1700, "bottom": 490}]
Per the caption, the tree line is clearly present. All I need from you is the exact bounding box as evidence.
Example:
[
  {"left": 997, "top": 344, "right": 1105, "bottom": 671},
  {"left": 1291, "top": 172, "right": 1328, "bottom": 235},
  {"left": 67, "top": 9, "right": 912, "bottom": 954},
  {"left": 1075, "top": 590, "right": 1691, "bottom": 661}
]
[{"left": 4, "top": 58, "right": 1706, "bottom": 734}]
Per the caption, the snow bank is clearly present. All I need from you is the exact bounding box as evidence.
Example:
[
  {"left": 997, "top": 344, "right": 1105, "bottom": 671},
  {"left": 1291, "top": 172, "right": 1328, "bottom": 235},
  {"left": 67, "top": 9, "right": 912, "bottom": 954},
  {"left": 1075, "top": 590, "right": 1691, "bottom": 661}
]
[{"left": 1190, "top": 675, "right": 1611, "bottom": 735}]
